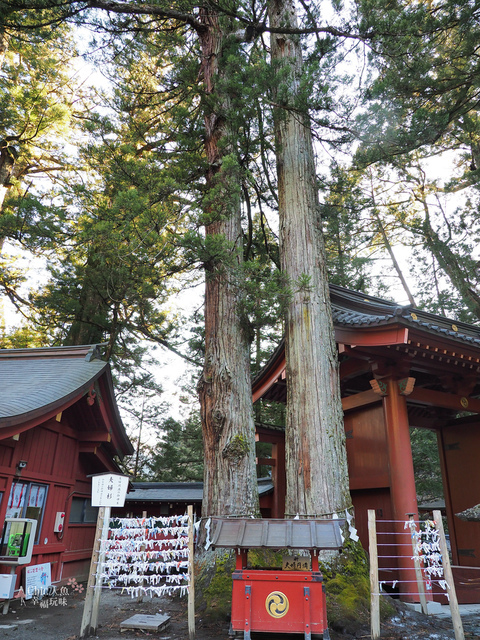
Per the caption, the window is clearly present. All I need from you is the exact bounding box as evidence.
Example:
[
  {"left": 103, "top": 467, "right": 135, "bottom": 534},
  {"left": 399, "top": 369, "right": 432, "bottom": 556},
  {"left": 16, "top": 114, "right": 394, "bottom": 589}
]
[
  {"left": 69, "top": 497, "right": 98, "bottom": 524},
  {"left": 5, "top": 481, "right": 48, "bottom": 543}
]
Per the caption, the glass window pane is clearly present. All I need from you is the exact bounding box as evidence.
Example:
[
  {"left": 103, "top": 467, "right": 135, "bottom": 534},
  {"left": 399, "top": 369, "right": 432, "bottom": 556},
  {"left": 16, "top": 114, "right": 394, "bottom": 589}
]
[
  {"left": 6, "top": 481, "right": 27, "bottom": 519},
  {"left": 69, "top": 497, "right": 85, "bottom": 523},
  {"left": 83, "top": 500, "right": 98, "bottom": 523},
  {"left": 25, "top": 484, "right": 47, "bottom": 542}
]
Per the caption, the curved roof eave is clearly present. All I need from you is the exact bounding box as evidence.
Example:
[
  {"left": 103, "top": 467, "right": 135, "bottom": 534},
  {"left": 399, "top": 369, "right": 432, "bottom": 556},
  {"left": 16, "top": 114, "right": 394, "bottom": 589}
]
[
  {"left": 0, "top": 345, "right": 133, "bottom": 458},
  {"left": 253, "top": 285, "right": 480, "bottom": 398},
  {"left": 0, "top": 358, "right": 107, "bottom": 428}
]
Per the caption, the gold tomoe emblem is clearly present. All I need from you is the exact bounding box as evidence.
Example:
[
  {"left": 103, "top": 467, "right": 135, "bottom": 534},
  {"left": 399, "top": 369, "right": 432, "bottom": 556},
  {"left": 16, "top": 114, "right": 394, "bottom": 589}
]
[{"left": 265, "top": 591, "right": 289, "bottom": 618}]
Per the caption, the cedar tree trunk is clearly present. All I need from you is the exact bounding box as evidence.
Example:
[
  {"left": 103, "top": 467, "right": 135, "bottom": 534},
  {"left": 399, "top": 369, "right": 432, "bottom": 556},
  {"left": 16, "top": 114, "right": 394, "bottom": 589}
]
[
  {"left": 197, "top": 8, "right": 260, "bottom": 520},
  {"left": 269, "top": 0, "right": 350, "bottom": 518}
]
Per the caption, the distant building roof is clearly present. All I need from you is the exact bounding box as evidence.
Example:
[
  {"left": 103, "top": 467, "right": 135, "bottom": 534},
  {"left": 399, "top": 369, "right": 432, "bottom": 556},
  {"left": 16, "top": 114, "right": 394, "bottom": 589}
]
[
  {"left": 126, "top": 478, "right": 274, "bottom": 504},
  {"left": 417, "top": 499, "right": 446, "bottom": 512}
]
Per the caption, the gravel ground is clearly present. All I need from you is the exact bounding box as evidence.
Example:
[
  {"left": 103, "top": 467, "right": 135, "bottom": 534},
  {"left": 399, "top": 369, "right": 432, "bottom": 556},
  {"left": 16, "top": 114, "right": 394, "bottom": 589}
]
[{"left": 0, "top": 586, "right": 479, "bottom": 640}]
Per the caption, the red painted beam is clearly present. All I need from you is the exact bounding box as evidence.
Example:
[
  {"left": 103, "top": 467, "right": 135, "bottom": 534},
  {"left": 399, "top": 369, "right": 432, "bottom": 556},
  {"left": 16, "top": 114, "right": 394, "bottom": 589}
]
[
  {"left": 336, "top": 326, "right": 409, "bottom": 347},
  {"left": 408, "top": 387, "right": 480, "bottom": 414},
  {"left": 342, "top": 390, "right": 381, "bottom": 412},
  {"left": 252, "top": 360, "right": 286, "bottom": 403}
]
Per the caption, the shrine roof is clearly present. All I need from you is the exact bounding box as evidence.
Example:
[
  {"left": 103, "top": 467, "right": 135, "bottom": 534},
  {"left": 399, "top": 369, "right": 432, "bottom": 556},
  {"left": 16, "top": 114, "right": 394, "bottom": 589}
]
[
  {"left": 126, "top": 482, "right": 204, "bottom": 503},
  {"left": 253, "top": 285, "right": 480, "bottom": 401},
  {"left": 125, "top": 479, "right": 274, "bottom": 504},
  {"left": 330, "top": 284, "right": 480, "bottom": 345},
  {"left": 0, "top": 344, "right": 107, "bottom": 422},
  {"left": 0, "top": 344, "right": 133, "bottom": 457}
]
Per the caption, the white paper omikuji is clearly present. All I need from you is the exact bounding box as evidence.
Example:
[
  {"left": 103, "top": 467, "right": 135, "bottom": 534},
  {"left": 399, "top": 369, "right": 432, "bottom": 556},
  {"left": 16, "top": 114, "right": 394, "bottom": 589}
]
[
  {"left": 408, "top": 519, "right": 447, "bottom": 592},
  {"left": 95, "top": 516, "right": 192, "bottom": 593},
  {"left": 204, "top": 517, "right": 212, "bottom": 550}
]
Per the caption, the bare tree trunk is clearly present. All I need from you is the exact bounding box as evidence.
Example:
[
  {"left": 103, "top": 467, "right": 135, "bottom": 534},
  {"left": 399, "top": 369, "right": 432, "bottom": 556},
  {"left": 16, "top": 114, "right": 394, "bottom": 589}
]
[
  {"left": 197, "top": 8, "right": 259, "bottom": 520},
  {"left": 269, "top": 0, "right": 350, "bottom": 517},
  {"left": 0, "top": 143, "right": 16, "bottom": 214},
  {"left": 367, "top": 172, "right": 417, "bottom": 306}
]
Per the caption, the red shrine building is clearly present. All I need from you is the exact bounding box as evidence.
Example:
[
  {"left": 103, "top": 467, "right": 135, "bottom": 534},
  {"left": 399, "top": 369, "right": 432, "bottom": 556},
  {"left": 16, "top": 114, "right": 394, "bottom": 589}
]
[
  {"left": 0, "top": 345, "right": 133, "bottom": 591},
  {"left": 253, "top": 285, "right": 480, "bottom": 603}
]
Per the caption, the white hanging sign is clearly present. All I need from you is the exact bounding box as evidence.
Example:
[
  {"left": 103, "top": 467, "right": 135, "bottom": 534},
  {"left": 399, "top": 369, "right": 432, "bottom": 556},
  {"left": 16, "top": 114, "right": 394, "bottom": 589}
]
[{"left": 91, "top": 474, "right": 129, "bottom": 507}]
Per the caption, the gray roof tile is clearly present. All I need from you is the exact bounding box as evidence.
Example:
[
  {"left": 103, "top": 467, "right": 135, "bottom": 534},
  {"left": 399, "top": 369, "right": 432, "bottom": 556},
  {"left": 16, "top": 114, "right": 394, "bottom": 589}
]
[
  {"left": 0, "top": 344, "right": 108, "bottom": 424},
  {"left": 126, "top": 479, "right": 274, "bottom": 503}
]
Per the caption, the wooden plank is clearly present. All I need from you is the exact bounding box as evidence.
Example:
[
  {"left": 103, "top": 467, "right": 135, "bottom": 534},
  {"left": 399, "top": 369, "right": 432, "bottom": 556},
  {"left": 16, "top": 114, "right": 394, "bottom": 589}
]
[
  {"left": 409, "top": 387, "right": 480, "bottom": 414},
  {"left": 79, "top": 506, "right": 106, "bottom": 638},
  {"left": 342, "top": 389, "right": 381, "bottom": 412},
  {"left": 368, "top": 510, "right": 380, "bottom": 640},
  {"left": 89, "top": 505, "right": 110, "bottom": 634},
  {"left": 433, "top": 511, "right": 464, "bottom": 640},
  {"left": 335, "top": 326, "right": 409, "bottom": 347}
]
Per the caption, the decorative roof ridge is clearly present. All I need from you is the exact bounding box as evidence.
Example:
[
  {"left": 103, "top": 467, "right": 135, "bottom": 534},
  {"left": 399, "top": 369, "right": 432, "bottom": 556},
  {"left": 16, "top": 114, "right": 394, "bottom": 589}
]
[
  {"left": 329, "top": 283, "right": 407, "bottom": 315},
  {"left": 0, "top": 344, "right": 108, "bottom": 362}
]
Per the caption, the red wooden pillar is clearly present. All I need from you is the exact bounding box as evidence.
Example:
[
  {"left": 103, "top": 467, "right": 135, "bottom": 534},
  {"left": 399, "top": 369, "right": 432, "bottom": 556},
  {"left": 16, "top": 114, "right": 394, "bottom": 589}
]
[
  {"left": 271, "top": 439, "right": 286, "bottom": 519},
  {"left": 382, "top": 376, "right": 419, "bottom": 602},
  {"left": 255, "top": 428, "right": 286, "bottom": 519}
]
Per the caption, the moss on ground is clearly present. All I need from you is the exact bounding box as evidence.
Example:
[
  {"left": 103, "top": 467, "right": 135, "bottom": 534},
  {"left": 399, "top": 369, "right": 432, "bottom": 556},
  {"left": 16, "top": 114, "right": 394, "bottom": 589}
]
[
  {"left": 321, "top": 540, "right": 395, "bottom": 634},
  {"left": 195, "top": 549, "right": 235, "bottom": 621}
]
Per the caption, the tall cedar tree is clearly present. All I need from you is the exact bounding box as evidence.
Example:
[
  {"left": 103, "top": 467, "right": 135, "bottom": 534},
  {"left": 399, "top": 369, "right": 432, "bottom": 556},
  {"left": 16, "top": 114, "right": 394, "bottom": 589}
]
[
  {"left": 268, "top": 0, "right": 350, "bottom": 518},
  {"left": 196, "top": 7, "right": 259, "bottom": 519},
  {"left": 0, "top": 1, "right": 262, "bottom": 520}
]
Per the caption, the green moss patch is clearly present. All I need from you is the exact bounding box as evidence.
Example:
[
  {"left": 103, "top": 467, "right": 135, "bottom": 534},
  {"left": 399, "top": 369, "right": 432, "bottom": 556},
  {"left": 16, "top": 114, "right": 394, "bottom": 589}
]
[{"left": 195, "top": 549, "right": 235, "bottom": 621}]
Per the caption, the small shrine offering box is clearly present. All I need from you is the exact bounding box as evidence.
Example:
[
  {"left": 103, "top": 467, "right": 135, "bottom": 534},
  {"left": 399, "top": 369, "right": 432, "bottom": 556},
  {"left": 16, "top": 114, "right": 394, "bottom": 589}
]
[{"left": 211, "top": 518, "right": 344, "bottom": 640}]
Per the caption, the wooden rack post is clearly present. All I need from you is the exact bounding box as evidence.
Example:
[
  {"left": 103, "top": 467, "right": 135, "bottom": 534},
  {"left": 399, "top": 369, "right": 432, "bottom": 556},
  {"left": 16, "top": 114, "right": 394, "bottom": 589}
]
[
  {"left": 80, "top": 506, "right": 108, "bottom": 638},
  {"left": 432, "top": 510, "right": 464, "bottom": 640},
  {"left": 188, "top": 505, "right": 195, "bottom": 640},
  {"left": 368, "top": 510, "right": 380, "bottom": 639}
]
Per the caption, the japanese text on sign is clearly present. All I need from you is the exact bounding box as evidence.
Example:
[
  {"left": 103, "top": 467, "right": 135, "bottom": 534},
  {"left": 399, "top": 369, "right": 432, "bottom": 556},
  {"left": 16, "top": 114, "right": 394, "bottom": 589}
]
[{"left": 91, "top": 474, "right": 129, "bottom": 507}]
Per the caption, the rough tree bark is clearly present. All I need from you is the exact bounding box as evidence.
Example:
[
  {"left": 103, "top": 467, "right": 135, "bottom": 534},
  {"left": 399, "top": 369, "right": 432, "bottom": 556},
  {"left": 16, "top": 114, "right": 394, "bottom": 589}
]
[
  {"left": 197, "top": 8, "right": 259, "bottom": 520},
  {"left": 268, "top": 0, "right": 350, "bottom": 518}
]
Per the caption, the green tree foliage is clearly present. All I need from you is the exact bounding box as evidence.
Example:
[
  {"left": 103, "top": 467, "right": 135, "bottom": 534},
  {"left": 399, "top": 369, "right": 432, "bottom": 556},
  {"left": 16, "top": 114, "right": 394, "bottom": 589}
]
[
  {"left": 0, "top": 20, "right": 92, "bottom": 322},
  {"left": 411, "top": 428, "right": 444, "bottom": 504},
  {"left": 356, "top": 0, "right": 480, "bottom": 163},
  {"left": 145, "top": 414, "right": 203, "bottom": 482},
  {"left": 0, "top": 21, "right": 87, "bottom": 220},
  {"left": 351, "top": 0, "right": 480, "bottom": 318},
  {"left": 3, "top": 0, "right": 479, "bottom": 531}
]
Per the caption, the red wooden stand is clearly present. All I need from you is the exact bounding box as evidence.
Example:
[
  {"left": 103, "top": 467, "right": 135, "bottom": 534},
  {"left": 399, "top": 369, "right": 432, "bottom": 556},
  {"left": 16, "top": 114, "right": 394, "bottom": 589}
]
[
  {"left": 210, "top": 518, "right": 343, "bottom": 640},
  {"left": 231, "top": 565, "right": 328, "bottom": 639}
]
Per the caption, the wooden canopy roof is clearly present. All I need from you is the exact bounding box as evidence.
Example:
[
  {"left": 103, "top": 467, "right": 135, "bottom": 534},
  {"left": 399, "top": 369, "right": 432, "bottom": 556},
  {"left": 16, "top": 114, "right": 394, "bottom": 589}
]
[{"left": 210, "top": 517, "right": 343, "bottom": 550}]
